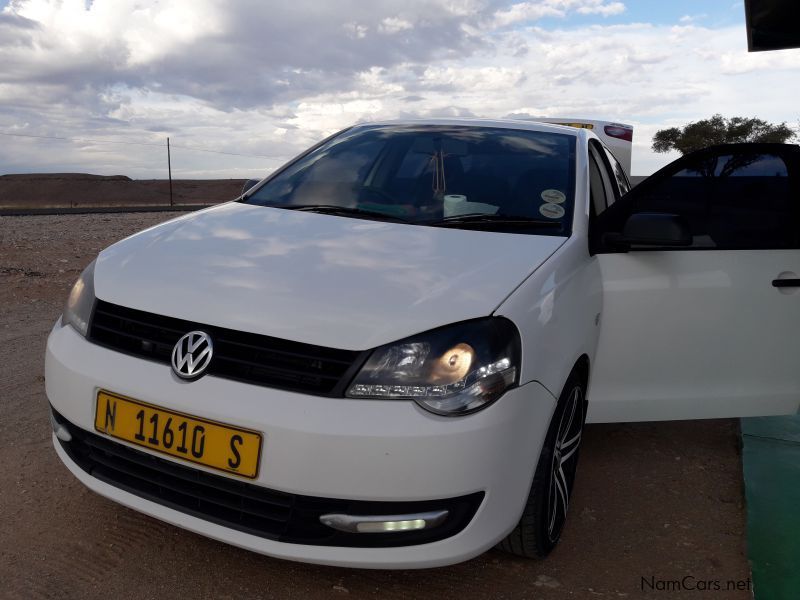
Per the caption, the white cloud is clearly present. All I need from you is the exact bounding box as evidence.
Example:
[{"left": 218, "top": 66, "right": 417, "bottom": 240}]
[
  {"left": 576, "top": 1, "right": 624, "bottom": 16},
  {"left": 418, "top": 65, "right": 526, "bottom": 91},
  {"left": 679, "top": 13, "right": 707, "bottom": 24},
  {"left": 491, "top": 0, "right": 625, "bottom": 27},
  {"left": 379, "top": 17, "right": 414, "bottom": 34},
  {"left": 492, "top": 3, "right": 563, "bottom": 27},
  {"left": 719, "top": 47, "right": 800, "bottom": 74},
  {"left": 0, "top": 0, "right": 798, "bottom": 179},
  {"left": 344, "top": 21, "right": 369, "bottom": 39}
]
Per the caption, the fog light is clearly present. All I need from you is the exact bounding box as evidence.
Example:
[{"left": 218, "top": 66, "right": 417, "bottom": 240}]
[
  {"left": 319, "top": 510, "right": 448, "bottom": 533},
  {"left": 356, "top": 519, "right": 426, "bottom": 533}
]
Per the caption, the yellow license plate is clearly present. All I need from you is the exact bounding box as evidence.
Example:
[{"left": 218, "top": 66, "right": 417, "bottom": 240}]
[{"left": 95, "top": 391, "right": 262, "bottom": 479}]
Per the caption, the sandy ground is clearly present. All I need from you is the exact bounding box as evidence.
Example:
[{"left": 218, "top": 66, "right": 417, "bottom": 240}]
[{"left": 0, "top": 211, "right": 751, "bottom": 599}]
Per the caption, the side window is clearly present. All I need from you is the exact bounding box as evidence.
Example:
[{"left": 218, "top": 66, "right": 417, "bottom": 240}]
[
  {"left": 588, "top": 152, "right": 608, "bottom": 216},
  {"left": 603, "top": 147, "right": 631, "bottom": 196},
  {"left": 604, "top": 150, "right": 796, "bottom": 250},
  {"left": 588, "top": 142, "right": 616, "bottom": 216}
]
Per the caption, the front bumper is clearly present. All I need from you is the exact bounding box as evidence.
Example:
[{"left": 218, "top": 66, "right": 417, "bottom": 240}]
[{"left": 45, "top": 322, "right": 557, "bottom": 569}]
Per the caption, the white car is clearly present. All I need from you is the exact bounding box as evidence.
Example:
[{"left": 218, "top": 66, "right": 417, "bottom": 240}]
[{"left": 45, "top": 119, "right": 800, "bottom": 569}]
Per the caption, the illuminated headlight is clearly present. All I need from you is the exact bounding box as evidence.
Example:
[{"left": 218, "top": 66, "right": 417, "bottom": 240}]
[
  {"left": 62, "top": 260, "right": 96, "bottom": 337},
  {"left": 347, "top": 318, "right": 520, "bottom": 416}
]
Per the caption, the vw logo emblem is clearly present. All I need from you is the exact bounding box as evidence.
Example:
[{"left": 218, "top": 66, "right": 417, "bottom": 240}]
[{"left": 171, "top": 331, "right": 214, "bottom": 380}]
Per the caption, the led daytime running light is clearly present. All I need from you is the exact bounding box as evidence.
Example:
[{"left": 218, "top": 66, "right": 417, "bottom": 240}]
[{"left": 348, "top": 358, "right": 512, "bottom": 399}]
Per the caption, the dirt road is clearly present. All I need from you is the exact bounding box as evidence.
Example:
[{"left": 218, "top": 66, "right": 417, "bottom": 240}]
[{"left": 0, "top": 212, "right": 751, "bottom": 599}]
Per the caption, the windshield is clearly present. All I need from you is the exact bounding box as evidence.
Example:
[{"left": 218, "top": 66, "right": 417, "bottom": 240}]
[{"left": 243, "top": 125, "right": 576, "bottom": 235}]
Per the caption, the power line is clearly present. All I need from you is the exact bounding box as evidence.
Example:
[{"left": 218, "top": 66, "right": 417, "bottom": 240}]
[
  {"left": 0, "top": 130, "right": 282, "bottom": 160},
  {"left": 169, "top": 143, "right": 282, "bottom": 160}
]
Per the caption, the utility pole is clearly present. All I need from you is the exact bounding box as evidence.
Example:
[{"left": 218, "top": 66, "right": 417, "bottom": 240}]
[{"left": 167, "top": 136, "right": 173, "bottom": 207}]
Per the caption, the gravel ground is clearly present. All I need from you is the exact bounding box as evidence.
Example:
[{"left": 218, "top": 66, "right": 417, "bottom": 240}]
[{"left": 0, "top": 212, "right": 751, "bottom": 599}]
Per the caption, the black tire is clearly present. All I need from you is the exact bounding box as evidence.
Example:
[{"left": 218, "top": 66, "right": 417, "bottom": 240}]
[{"left": 497, "top": 366, "right": 587, "bottom": 558}]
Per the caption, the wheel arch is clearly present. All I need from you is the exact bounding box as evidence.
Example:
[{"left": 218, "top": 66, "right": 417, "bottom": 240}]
[{"left": 573, "top": 354, "right": 590, "bottom": 392}]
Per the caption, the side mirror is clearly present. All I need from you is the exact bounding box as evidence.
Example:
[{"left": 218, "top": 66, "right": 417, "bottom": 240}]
[
  {"left": 620, "top": 212, "right": 692, "bottom": 247},
  {"left": 602, "top": 212, "right": 692, "bottom": 249},
  {"left": 241, "top": 178, "right": 261, "bottom": 197}
]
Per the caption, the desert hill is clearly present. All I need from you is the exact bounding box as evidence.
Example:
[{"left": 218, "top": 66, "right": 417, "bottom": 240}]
[{"left": 0, "top": 173, "right": 247, "bottom": 209}]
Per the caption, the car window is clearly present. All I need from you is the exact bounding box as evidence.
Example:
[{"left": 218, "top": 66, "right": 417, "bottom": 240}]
[
  {"left": 589, "top": 141, "right": 617, "bottom": 216},
  {"left": 597, "top": 149, "right": 797, "bottom": 250},
  {"left": 603, "top": 146, "right": 631, "bottom": 196},
  {"left": 588, "top": 152, "right": 609, "bottom": 216},
  {"left": 244, "top": 125, "right": 577, "bottom": 236}
]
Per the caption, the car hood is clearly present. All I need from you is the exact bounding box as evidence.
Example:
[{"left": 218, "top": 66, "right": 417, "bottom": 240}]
[{"left": 95, "top": 202, "right": 565, "bottom": 350}]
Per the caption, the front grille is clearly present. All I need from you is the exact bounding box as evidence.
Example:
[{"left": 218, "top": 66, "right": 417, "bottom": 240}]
[
  {"left": 53, "top": 409, "right": 484, "bottom": 548},
  {"left": 88, "top": 300, "right": 365, "bottom": 396}
]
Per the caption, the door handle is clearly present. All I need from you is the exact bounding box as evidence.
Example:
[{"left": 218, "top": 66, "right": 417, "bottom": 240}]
[{"left": 772, "top": 279, "right": 800, "bottom": 288}]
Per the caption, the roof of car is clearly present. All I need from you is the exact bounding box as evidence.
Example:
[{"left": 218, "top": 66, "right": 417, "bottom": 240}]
[{"left": 352, "top": 117, "right": 588, "bottom": 137}]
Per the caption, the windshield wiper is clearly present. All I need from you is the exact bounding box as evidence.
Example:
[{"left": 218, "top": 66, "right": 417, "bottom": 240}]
[
  {"left": 281, "top": 204, "right": 414, "bottom": 224},
  {"left": 427, "top": 213, "right": 563, "bottom": 228}
]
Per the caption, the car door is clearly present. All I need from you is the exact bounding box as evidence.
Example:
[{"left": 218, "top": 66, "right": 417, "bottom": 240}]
[{"left": 587, "top": 143, "right": 800, "bottom": 423}]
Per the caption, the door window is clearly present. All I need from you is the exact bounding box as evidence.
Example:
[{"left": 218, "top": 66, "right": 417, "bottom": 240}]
[{"left": 597, "top": 149, "right": 797, "bottom": 250}]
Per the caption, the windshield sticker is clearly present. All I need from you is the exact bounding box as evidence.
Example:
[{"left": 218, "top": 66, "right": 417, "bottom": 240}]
[
  {"left": 540, "top": 189, "right": 566, "bottom": 204},
  {"left": 539, "top": 203, "right": 565, "bottom": 219}
]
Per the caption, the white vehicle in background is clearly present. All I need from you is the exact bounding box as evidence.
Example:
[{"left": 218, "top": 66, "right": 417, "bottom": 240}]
[
  {"left": 531, "top": 118, "right": 634, "bottom": 176},
  {"left": 46, "top": 118, "right": 800, "bottom": 569}
]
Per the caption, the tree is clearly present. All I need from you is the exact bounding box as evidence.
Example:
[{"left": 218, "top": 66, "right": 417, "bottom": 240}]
[{"left": 652, "top": 114, "right": 796, "bottom": 155}]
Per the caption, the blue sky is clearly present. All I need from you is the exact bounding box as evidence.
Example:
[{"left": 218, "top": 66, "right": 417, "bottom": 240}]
[
  {"left": 0, "top": 0, "right": 797, "bottom": 177},
  {"left": 570, "top": 0, "right": 744, "bottom": 26},
  {"left": 491, "top": 0, "right": 747, "bottom": 31}
]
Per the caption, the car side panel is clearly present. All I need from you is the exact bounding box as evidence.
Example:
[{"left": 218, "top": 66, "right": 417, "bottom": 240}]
[{"left": 587, "top": 249, "right": 800, "bottom": 423}]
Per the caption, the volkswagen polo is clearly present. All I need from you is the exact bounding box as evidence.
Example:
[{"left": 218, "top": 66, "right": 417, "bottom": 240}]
[{"left": 45, "top": 119, "right": 800, "bottom": 568}]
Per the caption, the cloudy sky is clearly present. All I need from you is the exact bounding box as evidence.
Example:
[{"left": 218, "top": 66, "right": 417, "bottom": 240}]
[{"left": 0, "top": 0, "right": 798, "bottom": 178}]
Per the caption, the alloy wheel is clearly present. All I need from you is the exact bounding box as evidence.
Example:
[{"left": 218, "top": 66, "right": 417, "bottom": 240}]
[{"left": 547, "top": 385, "right": 583, "bottom": 542}]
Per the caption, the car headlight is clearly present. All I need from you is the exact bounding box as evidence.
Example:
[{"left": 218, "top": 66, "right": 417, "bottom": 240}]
[
  {"left": 347, "top": 318, "right": 520, "bottom": 416},
  {"left": 62, "top": 260, "right": 96, "bottom": 337}
]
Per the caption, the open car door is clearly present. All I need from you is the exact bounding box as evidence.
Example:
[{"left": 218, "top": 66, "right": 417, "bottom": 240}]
[{"left": 588, "top": 143, "right": 800, "bottom": 422}]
